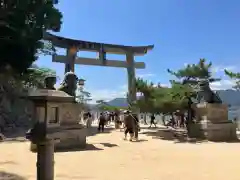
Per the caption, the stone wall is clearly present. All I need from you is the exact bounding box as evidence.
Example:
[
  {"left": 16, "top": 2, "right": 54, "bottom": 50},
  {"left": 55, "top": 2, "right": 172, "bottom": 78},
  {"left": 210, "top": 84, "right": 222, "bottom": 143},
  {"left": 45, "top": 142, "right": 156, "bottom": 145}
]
[
  {"left": 0, "top": 93, "right": 34, "bottom": 135},
  {"left": 0, "top": 74, "right": 35, "bottom": 135}
]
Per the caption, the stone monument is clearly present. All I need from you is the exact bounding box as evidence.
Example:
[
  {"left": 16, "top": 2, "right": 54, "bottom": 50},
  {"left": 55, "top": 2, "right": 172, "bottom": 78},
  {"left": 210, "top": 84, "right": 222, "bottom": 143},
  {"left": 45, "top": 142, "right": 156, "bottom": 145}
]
[
  {"left": 189, "top": 80, "right": 237, "bottom": 141},
  {"left": 58, "top": 71, "right": 78, "bottom": 97},
  {"left": 29, "top": 73, "right": 86, "bottom": 151}
]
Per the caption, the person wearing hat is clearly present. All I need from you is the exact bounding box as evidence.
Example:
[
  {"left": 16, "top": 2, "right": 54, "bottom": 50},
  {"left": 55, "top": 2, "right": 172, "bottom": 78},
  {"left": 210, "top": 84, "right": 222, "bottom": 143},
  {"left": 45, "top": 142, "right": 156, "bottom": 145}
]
[{"left": 123, "top": 110, "right": 134, "bottom": 141}]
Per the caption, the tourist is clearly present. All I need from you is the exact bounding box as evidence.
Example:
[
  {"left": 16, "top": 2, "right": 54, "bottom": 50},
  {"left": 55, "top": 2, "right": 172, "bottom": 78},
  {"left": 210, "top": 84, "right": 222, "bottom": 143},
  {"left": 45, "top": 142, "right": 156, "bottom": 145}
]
[
  {"left": 123, "top": 110, "right": 135, "bottom": 141},
  {"left": 149, "top": 114, "right": 157, "bottom": 128},
  {"left": 179, "top": 113, "right": 185, "bottom": 128},
  {"left": 167, "top": 115, "right": 176, "bottom": 128},
  {"left": 132, "top": 113, "right": 140, "bottom": 141},
  {"left": 84, "top": 111, "right": 92, "bottom": 128},
  {"left": 114, "top": 113, "right": 121, "bottom": 129},
  {"left": 98, "top": 113, "right": 106, "bottom": 132},
  {"left": 86, "top": 112, "right": 93, "bottom": 128}
]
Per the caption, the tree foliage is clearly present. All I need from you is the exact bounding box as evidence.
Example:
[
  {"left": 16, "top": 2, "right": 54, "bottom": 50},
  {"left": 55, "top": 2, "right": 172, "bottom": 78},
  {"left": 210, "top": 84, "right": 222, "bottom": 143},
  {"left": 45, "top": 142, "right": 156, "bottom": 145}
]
[
  {"left": 135, "top": 59, "right": 218, "bottom": 115},
  {"left": 1, "top": 0, "right": 62, "bottom": 73},
  {"left": 135, "top": 78, "right": 187, "bottom": 114},
  {"left": 0, "top": 64, "right": 57, "bottom": 100},
  {"left": 224, "top": 70, "right": 240, "bottom": 90},
  {"left": 20, "top": 64, "right": 57, "bottom": 89},
  {"left": 168, "top": 58, "right": 219, "bottom": 85}
]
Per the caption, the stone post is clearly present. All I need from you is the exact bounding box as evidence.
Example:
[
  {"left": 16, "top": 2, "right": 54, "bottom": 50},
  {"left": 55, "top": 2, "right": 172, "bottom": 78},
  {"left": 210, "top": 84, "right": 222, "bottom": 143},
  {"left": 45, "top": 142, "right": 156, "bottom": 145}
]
[
  {"left": 65, "top": 47, "right": 77, "bottom": 73},
  {"left": 36, "top": 140, "right": 55, "bottom": 180}
]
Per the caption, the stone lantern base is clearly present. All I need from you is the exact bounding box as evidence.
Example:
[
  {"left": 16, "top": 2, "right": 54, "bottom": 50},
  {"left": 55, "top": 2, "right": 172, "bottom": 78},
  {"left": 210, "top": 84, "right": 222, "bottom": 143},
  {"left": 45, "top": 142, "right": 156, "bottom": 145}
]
[
  {"left": 30, "top": 124, "right": 87, "bottom": 152},
  {"left": 188, "top": 103, "right": 237, "bottom": 141},
  {"left": 188, "top": 121, "right": 237, "bottom": 141}
]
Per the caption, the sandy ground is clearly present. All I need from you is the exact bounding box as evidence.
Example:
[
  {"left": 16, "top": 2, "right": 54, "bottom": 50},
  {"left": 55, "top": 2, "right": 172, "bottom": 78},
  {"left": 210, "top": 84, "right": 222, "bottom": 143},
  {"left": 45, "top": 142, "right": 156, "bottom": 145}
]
[{"left": 1, "top": 125, "right": 240, "bottom": 180}]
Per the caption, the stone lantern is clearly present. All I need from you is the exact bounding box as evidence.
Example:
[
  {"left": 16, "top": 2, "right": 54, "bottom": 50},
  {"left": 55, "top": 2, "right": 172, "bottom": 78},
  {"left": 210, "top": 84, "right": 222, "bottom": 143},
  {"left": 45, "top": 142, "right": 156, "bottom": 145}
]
[{"left": 26, "top": 88, "right": 86, "bottom": 180}]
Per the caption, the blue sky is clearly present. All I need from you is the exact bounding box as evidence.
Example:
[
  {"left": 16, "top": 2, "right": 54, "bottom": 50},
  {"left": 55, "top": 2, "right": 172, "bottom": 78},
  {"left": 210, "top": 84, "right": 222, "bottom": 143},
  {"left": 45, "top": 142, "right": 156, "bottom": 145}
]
[{"left": 37, "top": 0, "right": 240, "bottom": 102}]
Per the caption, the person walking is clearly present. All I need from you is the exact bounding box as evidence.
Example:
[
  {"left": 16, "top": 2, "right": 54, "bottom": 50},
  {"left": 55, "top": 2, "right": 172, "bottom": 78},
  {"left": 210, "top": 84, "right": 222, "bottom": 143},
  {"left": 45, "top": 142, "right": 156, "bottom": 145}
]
[
  {"left": 86, "top": 112, "right": 92, "bottom": 128},
  {"left": 123, "top": 110, "right": 135, "bottom": 141},
  {"left": 149, "top": 114, "right": 157, "bottom": 128},
  {"left": 132, "top": 113, "right": 140, "bottom": 141},
  {"left": 98, "top": 113, "right": 106, "bottom": 132}
]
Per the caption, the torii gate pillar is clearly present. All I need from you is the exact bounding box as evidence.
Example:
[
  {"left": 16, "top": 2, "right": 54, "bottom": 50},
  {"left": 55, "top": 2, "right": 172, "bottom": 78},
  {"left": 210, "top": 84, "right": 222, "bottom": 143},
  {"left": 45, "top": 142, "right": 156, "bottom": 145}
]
[
  {"left": 65, "top": 47, "right": 77, "bottom": 73},
  {"left": 126, "top": 52, "right": 137, "bottom": 104}
]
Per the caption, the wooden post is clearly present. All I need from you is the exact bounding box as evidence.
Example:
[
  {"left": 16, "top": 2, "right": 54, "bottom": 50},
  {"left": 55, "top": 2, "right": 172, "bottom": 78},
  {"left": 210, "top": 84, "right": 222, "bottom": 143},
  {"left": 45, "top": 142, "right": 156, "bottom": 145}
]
[
  {"left": 65, "top": 47, "right": 77, "bottom": 73},
  {"left": 126, "top": 52, "right": 136, "bottom": 105}
]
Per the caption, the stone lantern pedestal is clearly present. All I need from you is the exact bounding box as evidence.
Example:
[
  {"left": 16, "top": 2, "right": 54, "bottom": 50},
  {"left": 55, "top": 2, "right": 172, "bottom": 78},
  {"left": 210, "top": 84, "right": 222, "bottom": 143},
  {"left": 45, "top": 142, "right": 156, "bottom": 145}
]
[
  {"left": 28, "top": 89, "right": 87, "bottom": 152},
  {"left": 189, "top": 103, "right": 237, "bottom": 141}
]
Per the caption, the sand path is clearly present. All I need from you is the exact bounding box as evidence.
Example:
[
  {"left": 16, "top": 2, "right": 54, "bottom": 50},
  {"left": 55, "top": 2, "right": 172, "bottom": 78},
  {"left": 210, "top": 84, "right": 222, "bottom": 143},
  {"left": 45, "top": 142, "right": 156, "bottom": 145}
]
[{"left": 0, "top": 126, "right": 240, "bottom": 180}]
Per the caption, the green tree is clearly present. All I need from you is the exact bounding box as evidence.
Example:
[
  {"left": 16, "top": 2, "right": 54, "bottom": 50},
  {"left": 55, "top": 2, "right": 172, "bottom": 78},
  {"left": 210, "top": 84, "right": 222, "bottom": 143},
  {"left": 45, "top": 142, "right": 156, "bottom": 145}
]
[
  {"left": 135, "top": 78, "right": 155, "bottom": 112},
  {"left": 135, "top": 78, "right": 154, "bottom": 99},
  {"left": 224, "top": 70, "right": 240, "bottom": 90},
  {"left": 167, "top": 59, "right": 219, "bottom": 124},
  {"left": 0, "top": 64, "right": 57, "bottom": 100},
  {"left": 135, "top": 78, "right": 184, "bottom": 114},
  {"left": 20, "top": 64, "right": 57, "bottom": 89},
  {"left": 168, "top": 58, "right": 219, "bottom": 85},
  {"left": 1, "top": 0, "right": 62, "bottom": 73}
]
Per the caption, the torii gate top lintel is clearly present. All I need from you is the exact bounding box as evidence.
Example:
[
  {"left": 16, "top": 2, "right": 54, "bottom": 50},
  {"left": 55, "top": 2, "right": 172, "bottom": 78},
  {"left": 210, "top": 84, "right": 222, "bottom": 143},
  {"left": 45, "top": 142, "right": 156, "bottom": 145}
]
[
  {"left": 43, "top": 32, "right": 154, "bottom": 56},
  {"left": 43, "top": 32, "right": 154, "bottom": 105}
]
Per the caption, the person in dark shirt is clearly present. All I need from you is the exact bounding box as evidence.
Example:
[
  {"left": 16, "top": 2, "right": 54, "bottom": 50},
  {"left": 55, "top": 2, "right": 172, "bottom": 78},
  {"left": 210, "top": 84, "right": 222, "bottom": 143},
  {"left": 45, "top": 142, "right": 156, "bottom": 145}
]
[
  {"left": 98, "top": 113, "right": 106, "bottom": 132},
  {"left": 123, "top": 111, "right": 135, "bottom": 141},
  {"left": 132, "top": 113, "right": 140, "bottom": 140},
  {"left": 149, "top": 114, "right": 157, "bottom": 128}
]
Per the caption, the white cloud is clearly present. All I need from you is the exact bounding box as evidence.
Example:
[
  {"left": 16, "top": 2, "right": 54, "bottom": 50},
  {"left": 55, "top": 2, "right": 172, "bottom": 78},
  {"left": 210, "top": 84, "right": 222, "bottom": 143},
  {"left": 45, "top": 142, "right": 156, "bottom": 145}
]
[
  {"left": 183, "top": 63, "right": 236, "bottom": 74},
  {"left": 211, "top": 65, "right": 236, "bottom": 74},
  {"left": 87, "top": 86, "right": 127, "bottom": 104},
  {"left": 137, "top": 73, "right": 155, "bottom": 78},
  {"left": 210, "top": 79, "right": 235, "bottom": 90}
]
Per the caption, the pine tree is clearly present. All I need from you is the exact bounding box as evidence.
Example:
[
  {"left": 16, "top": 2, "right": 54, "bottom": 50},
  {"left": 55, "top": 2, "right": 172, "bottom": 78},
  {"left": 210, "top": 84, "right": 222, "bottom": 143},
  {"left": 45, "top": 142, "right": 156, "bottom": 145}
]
[{"left": 224, "top": 70, "right": 240, "bottom": 90}]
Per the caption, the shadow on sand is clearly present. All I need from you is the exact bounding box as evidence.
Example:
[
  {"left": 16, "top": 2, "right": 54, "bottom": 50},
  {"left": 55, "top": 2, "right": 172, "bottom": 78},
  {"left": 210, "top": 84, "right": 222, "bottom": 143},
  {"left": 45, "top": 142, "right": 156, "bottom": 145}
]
[
  {"left": 55, "top": 142, "right": 119, "bottom": 153},
  {"left": 142, "top": 127, "right": 240, "bottom": 144},
  {"left": 99, "top": 142, "right": 118, "bottom": 147},
  {"left": 55, "top": 143, "right": 104, "bottom": 153},
  {"left": 131, "top": 139, "right": 148, "bottom": 143},
  {"left": 141, "top": 128, "right": 206, "bottom": 144},
  {"left": 0, "top": 171, "right": 27, "bottom": 180},
  {"left": 87, "top": 126, "right": 115, "bottom": 137},
  {"left": 1, "top": 126, "right": 115, "bottom": 143}
]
